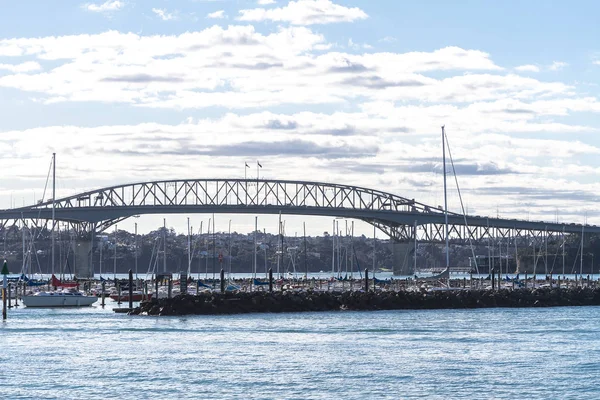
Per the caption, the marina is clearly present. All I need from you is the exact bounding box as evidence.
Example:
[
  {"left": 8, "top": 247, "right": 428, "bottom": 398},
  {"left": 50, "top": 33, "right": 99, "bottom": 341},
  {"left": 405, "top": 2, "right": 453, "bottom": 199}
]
[{"left": 2, "top": 0, "right": 600, "bottom": 398}]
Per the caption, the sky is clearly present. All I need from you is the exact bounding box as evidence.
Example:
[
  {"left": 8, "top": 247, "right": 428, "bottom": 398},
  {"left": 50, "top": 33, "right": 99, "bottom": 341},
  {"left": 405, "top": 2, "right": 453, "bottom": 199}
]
[{"left": 0, "top": 0, "right": 599, "bottom": 237}]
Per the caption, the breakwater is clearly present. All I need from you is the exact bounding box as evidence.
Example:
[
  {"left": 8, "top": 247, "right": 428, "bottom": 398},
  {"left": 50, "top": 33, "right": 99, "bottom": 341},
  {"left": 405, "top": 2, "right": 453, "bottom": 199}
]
[{"left": 129, "top": 287, "right": 600, "bottom": 316}]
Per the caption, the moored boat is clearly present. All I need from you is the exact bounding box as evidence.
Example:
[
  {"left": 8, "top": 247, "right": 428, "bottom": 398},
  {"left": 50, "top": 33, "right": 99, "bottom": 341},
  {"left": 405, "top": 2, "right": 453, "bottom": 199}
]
[{"left": 22, "top": 289, "right": 98, "bottom": 307}]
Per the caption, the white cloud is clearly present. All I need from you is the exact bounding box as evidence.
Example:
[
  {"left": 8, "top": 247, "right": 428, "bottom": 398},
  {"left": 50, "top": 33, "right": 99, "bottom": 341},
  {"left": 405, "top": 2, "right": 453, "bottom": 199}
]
[
  {"left": 379, "top": 36, "right": 396, "bottom": 43},
  {"left": 85, "top": 0, "right": 124, "bottom": 12},
  {"left": 0, "top": 61, "right": 41, "bottom": 73},
  {"left": 515, "top": 64, "right": 539, "bottom": 73},
  {"left": 1, "top": 27, "right": 578, "bottom": 112},
  {"left": 207, "top": 10, "right": 226, "bottom": 19},
  {"left": 594, "top": 60, "right": 600, "bottom": 66},
  {"left": 2, "top": 108, "right": 600, "bottom": 224},
  {"left": 549, "top": 61, "right": 568, "bottom": 71},
  {"left": 258, "top": 0, "right": 276, "bottom": 4},
  {"left": 238, "top": 0, "right": 368, "bottom": 25},
  {"left": 152, "top": 8, "right": 176, "bottom": 21}
]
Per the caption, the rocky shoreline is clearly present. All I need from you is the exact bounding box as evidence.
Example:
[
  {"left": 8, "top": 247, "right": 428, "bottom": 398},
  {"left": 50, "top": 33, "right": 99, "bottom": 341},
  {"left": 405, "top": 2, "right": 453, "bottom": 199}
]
[{"left": 129, "top": 287, "right": 600, "bottom": 316}]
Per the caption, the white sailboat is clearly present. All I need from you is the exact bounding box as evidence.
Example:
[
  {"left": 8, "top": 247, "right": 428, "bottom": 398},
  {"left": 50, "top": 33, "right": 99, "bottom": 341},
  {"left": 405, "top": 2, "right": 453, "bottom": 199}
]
[
  {"left": 22, "top": 154, "right": 97, "bottom": 307},
  {"left": 22, "top": 288, "right": 98, "bottom": 307}
]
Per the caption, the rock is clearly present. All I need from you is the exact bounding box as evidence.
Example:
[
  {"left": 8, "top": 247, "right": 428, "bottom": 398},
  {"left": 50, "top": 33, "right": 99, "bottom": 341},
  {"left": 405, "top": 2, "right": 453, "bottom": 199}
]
[{"left": 126, "top": 287, "right": 600, "bottom": 316}]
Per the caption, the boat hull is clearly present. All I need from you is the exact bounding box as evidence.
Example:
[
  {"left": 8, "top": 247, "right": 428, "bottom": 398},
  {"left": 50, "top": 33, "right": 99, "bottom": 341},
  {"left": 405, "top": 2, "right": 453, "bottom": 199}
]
[{"left": 22, "top": 294, "right": 98, "bottom": 307}]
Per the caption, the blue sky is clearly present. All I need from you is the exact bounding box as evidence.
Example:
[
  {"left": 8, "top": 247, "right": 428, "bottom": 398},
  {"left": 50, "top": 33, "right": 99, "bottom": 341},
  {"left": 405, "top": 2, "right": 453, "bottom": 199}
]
[{"left": 0, "top": 0, "right": 599, "bottom": 235}]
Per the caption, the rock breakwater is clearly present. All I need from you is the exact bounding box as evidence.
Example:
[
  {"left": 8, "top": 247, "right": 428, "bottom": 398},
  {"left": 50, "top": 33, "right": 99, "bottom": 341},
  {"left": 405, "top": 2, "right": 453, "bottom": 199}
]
[{"left": 129, "top": 287, "right": 600, "bottom": 316}]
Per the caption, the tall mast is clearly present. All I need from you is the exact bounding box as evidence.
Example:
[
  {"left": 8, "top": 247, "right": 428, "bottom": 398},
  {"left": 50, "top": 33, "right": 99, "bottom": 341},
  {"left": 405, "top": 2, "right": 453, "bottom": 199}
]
[
  {"left": 442, "top": 126, "right": 449, "bottom": 270},
  {"left": 135, "top": 222, "right": 138, "bottom": 279},
  {"left": 163, "top": 218, "right": 167, "bottom": 273},
  {"left": 198, "top": 221, "right": 203, "bottom": 280},
  {"left": 303, "top": 222, "right": 307, "bottom": 279},
  {"left": 99, "top": 233, "right": 103, "bottom": 278},
  {"left": 113, "top": 224, "right": 117, "bottom": 279},
  {"left": 212, "top": 213, "right": 216, "bottom": 281},
  {"left": 51, "top": 153, "right": 56, "bottom": 276},
  {"left": 580, "top": 224, "right": 584, "bottom": 280},
  {"left": 562, "top": 226, "right": 565, "bottom": 276},
  {"left": 253, "top": 216, "right": 258, "bottom": 279},
  {"left": 187, "top": 217, "right": 191, "bottom": 276},
  {"left": 331, "top": 219, "right": 335, "bottom": 277},
  {"left": 277, "top": 212, "right": 282, "bottom": 277},
  {"left": 228, "top": 220, "right": 232, "bottom": 279},
  {"left": 373, "top": 224, "right": 376, "bottom": 273},
  {"left": 414, "top": 220, "right": 417, "bottom": 273}
]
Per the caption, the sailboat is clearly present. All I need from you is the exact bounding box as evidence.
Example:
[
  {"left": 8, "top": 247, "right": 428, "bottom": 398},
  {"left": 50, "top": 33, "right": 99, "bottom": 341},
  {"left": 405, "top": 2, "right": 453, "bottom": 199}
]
[
  {"left": 418, "top": 127, "right": 452, "bottom": 286},
  {"left": 22, "top": 154, "right": 97, "bottom": 307}
]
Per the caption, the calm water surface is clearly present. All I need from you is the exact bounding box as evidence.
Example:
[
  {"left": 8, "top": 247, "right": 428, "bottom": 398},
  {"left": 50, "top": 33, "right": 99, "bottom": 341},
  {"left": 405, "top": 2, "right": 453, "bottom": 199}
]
[{"left": 1, "top": 301, "right": 599, "bottom": 399}]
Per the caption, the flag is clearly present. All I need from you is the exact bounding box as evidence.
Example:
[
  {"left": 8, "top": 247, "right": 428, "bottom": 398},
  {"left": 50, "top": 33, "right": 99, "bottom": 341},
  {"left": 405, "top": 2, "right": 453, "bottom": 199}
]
[
  {"left": 245, "top": 162, "right": 249, "bottom": 168},
  {"left": 257, "top": 161, "right": 262, "bottom": 168}
]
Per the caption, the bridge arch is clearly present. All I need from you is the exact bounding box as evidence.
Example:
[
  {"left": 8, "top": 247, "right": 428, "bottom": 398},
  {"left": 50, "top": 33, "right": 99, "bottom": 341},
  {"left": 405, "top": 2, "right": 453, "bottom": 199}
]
[{"left": 1, "top": 178, "right": 598, "bottom": 242}]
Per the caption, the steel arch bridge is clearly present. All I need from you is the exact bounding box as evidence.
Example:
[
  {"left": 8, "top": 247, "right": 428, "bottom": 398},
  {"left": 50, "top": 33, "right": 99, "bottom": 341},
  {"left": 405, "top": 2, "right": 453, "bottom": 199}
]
[{"left": 1, "top": 178, "right": 598, "bottom": 242}]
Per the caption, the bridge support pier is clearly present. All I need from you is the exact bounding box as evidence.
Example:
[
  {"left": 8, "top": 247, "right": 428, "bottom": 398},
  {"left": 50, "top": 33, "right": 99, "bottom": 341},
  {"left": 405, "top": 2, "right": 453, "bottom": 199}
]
[
  {"left": 73, "top": 239, "right": 93, "bottom": 278},
  {"left": 391, "top": 242, "right": 416, "bottom": 276}
]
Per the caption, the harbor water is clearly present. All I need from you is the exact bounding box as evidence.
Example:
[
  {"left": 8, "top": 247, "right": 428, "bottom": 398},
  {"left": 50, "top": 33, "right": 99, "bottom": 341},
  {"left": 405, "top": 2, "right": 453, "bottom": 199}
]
[{"left": 2, "top": 302, "right": 600, "bottom": 399}]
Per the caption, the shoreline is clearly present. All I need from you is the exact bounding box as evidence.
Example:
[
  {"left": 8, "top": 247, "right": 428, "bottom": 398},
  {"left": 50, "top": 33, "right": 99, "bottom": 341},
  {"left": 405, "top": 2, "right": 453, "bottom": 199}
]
[{"left": 129, "top": 287, "right": 600, "bottom": 316}]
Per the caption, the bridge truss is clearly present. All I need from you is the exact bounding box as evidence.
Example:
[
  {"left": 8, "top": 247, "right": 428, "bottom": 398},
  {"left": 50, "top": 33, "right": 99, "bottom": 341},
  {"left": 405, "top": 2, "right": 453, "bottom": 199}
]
[{"left": 0, "top": 178, "right": 598, "bottom": 243}]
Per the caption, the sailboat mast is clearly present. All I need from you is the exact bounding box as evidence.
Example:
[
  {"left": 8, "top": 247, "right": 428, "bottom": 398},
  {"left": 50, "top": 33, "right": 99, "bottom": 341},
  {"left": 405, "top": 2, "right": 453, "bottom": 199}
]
[
  {"left": 113, "top": 224, "right": 117, "bottom": 279},
  {"left": 187, "top": 217, "right": 191, "bottom": 276},
  {"left": 135, "top": 222, "right": 138, "bottom": 279},
  {"left": 414, "top": 220, "right": 417, "bottom": 273},
  {"left": 442, "top": 126, "right": 450, "bottom": 270},
  {"left": 277, "top": 212, "right": 282, "bottom": 277},
  {"left": 228, "top": 220, "right": 232, "bottom": 279},
  {"left": 51, "top": 153, "right": 56, "bottom": 277},
  {"left": 303, "top": 222, "right": 307, "bottom": 279},
  {"left": 253, "top": 216, "right": 258, "bottom": 279},
  {"left": 163, "top": 218, "right": 167, "bottom": 273},
  {"left": 580, "top": 224, "right": 584, "bottom": 279}
]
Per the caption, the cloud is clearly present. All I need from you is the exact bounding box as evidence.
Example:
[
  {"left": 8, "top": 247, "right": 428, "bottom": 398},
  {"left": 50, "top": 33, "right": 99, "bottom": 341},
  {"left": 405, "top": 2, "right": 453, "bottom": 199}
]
[
  {"left": 398, "top": 161, "right": 520, "bottom": 176},
  {"left": 379, "top": 36, "right": 396, "bottom": 43},
  {"left": 101, "top": 74, "right": 185, "bottom": 83},
  {"left": 207, "top": 10, "right": 226, "bottom": 19},
  {"left": 258, "top": 0, "right": 276, "bottom": 4},
  {"left": 594, "top": 60, "right": 600, "bottom": 66},
  {"left": 0, "top": 61, "right": 41, "bottom": 73},
  {"left": 515, "top": 64, "right": 539, "bottom": 73},
  {"left": 152, "top": 8, "right": 176, "bottom": 21},
  {"left": 85, "top": 0, "right": 124, "bottom": 12},
  {"left": 0, "top": 28, "right": 515, "bottom": 109},
  {"left": 549, "top": 61, "right": 568, "bottom": 71},
  {"left": 238, "top": 0, "right": 368, "bottom": 25},
  {"left": 2, "top": 109, "right": 600, "bottom": 225}
]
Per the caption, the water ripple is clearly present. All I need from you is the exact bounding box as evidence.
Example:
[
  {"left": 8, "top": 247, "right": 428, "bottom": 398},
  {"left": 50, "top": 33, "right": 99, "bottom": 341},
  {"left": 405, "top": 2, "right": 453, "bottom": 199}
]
[{"left": 2, "top": 305, "right": 600, "bottom": 398}]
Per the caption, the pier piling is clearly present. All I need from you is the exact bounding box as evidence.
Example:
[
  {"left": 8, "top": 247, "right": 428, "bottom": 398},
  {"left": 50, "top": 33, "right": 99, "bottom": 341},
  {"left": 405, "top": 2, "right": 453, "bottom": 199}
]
[
  {"left": 7, "top": 284, "right": 12, "bottom": 308},
  {"left": 220, "top": 269, "right": 225, "bottom": 293},
  {"left": 365, "top": 268, "right": 369, "bottom": 292},
  {"left": 101, "top": 281, "right": 106, "bottom": 307},
  {"left": 491, "top": 269, "right": 495, "bottom": 290},
  {"left": 117, "top": 282, "right": 122, "bottom": 305},
  {"left": 2, "top": 288, "right": 6, "bottom": 320},
  {"left": 128, "top": 269, "right": 133, "bottom": 309},
  {"left": 269, "top": 268, "right": 273, "bottom": 292},
  {"left": 168, "top": 278, "right": 172, "bottom": 299}
]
